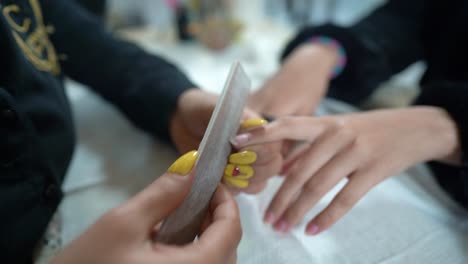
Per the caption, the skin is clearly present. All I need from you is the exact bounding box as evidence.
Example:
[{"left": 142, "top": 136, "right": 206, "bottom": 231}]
[
  {"left": 53, "top": 87, "right": 281, "bottom": 263},
  {"left": 170, "top": 89, "right": 283, "bottom": 194},
  {"left": 233, "top": 106, "right": 461, "bottom": 235},
  {"left": 245, "top": 42, "right": 462, "bottom": 234},
  {"left": 249, "top": 43, "right": 338, "bottom": 117},
  {"left": 52, "top": 154, "right": 241, "bottom": 264},
  {"left": 248, "top": 42, "right": 339, "bottom": 159}
]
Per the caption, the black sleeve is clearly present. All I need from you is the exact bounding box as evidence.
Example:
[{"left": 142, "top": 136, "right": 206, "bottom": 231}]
[
  {"left": 40, "top": 0, "right": 196, "bottom": 141},
  {"left": 282, "top": 0, "right": 426, "bottom": 105}
]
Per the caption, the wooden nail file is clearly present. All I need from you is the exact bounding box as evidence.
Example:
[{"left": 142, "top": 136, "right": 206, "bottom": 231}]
[{"left": 155, "top": 62, "right": 251, "bottom": 244}]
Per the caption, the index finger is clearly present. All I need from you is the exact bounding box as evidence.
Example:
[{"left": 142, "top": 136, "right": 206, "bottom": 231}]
[
  {"left": 195, "top": 185, "right": 242, "bottom": 259},
  {"left": 232, "top": 116, "right": 327, "bottom": 148}
]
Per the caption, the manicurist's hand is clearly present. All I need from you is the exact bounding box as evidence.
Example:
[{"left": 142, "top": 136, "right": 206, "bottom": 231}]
[
  {"left": 52, "top": 151, "right": 241, "bottom": 264},
  {"left": 232, "top": 107, "right": 460, "bottom": 235},
  {"left": 223, "top": 118, "right": 283, "bottom": 194}
]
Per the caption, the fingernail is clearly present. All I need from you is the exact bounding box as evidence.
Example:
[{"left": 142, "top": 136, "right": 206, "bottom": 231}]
[
  {"left": 232, "top": 133, "right": 251, "bottom": 146},
  {"left": 224, "top": 164, "right": 254, "bottom": 179},
  {"left": 223, "top": 175, "right": 249, "bottom": 188},
  {"left": 240, "top": 118, "right": 268, "bottom": 129},
  {"left": 264, "top": 212, "right": 277, "bottom": 224},
  {"left": 229, "top": 151, "right": 257, "bottom": 165},
  {"left": 167, "top": 150, "right": 198, "bottom": 175},
  {"left": 274, "top": 220, "right": 289, "bottom": 233},
  {"left": 306, "top": 223, "right": 320, "bottom": 236}
]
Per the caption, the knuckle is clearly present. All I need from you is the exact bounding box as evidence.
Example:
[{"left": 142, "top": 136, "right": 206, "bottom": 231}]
[
  {"left": 105, "top": 206, "right": 127, "bottom": 220},
  {"left": 353, "top": 138, "right": 371, "bottom": 160},
  {"left": 102, "top": 206, "right": 131, "bottom": 227},
  {"left": 338, "top": 126, "right": 356, "bottom": 143}
]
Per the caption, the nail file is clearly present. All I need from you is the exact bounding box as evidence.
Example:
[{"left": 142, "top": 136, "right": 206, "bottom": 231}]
[{"left": 155, "top": 62, "right": 251, "bottom": 244}]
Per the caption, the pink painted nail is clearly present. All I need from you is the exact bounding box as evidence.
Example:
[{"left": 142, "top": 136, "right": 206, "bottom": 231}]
[
  {"left": 232, "top": 133, "right": 250, "bottom": 147},
  {"left": 264, "top": 212, "right": 277, "bottom": 225},
  {"left": 275, "top": 220, "right": 289, "bottom": 233},
  {"left": 306, "top": 223, "right": 320, "bottom": 235}
]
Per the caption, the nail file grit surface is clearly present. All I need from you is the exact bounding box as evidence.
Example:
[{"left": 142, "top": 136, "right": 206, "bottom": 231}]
[{"left": 155, "top": 62, "right": 251, "bottom": 245}]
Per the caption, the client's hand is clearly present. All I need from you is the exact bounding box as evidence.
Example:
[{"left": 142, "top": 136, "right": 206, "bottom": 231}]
[
  {"left": 232, "top": 107, "right": 459, "bottom": 235},
  {"left": 171, "top": 89, "right": 283, "bottom": 195},
  {"left": 249, "top": 43, "right": 338, "bottom": 117},
  {"left": 52, "top": 151, "right": 241, "bottom": 264}
]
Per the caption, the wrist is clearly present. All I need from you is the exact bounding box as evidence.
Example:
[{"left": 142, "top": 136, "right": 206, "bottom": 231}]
[
  {"left": 169, "top": 88, "right": 199, "bottom": 137},
  {"left": 411, "top": 106, "right": 461, "bottom": 164},
  {"left": 284, "top": 43, "right": 339, "bottom": 77}
]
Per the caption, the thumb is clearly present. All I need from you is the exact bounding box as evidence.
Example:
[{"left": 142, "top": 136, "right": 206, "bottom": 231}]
[{"left": 126, "top": 151, "right": 199, "bottom": 228}]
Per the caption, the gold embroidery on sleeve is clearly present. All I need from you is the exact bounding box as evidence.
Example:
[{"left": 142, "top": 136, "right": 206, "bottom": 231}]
[
  {"left": 2, "top": 5, "right": 31, "bottom": 33},
  {"left": 3, "top": 0, "right": 61, "bottom": 75}
]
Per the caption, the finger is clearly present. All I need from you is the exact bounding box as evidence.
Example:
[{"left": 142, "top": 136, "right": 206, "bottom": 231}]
[
  {"left": 224, "top": 184, "right": 241, "bottom": 196},
  {"left": 225, "top": 141, "right": 283, "bottom": 192},
  {"left": 248, "top": 152, "right": 282, "bottom": 183},
  {"left": 199, "top": 210, "right": 213, "bottom": 236},
  {"left": 223, "top": 150, "right": 258, "bottom": 189},
  {"left": 232, "top": 116, "right": 327, "bottom": 148},
  {"left": 224, "top": 151, "right": 282, "bottom": 193},
  {"left": 306, "top": 171, "right": 375, "bottom": 235},
  {"left": 239, "top": 141, "right": 281, "bottom": 165},
  {"left": 241, "top": 108, "right": 262, "bottom": 123},
  {"left": 124, "top": 151, "right": 198, "bottom": 228},
  {"left": 281, "top": 139, "right": 296, "bottom": 158},
  {"left": 277, "top": 145, "right": 360, "bottom": 231},
  {"left": 239, "top": 118, "right": 268, "bottom": 131},
  {"left": 264, "top": 127, "right": 353, "bottom": 226},
  {"left": 195, "top": 185, "right": 242, "bottom": 261},
  {"left": 281, "top": 142, "right": 311, "bottom": 175}
]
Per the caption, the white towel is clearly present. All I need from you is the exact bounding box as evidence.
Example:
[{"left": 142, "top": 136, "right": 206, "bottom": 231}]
[{"left": 59, "top": 86, "right": 468, "bottom": 263}]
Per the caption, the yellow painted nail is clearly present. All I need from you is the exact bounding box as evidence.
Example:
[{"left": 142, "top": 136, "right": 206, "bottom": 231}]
[
  {"left": 223, "top": 175, "right": 249, "bottom": 188},
  {"left": 224, "top": 173, "right": 252, "bottom": 180},
  {"left": 224, "top": 164, "right": 254, "bottom": 179},
  {"left": 229, "top": 151, "right": 257, "bottom": 165},
  {"left": 240, "top": 118, "right": 268, "bottom": 129},
  {"left": 167, "top": 150, "right": 198, "bottom": 175}
]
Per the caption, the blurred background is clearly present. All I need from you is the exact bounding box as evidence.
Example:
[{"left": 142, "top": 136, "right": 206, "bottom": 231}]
[{"left": 75, "top": 0, "right": 424, "bottom": 108}]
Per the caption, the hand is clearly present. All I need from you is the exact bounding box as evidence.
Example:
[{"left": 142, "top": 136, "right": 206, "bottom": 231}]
[
  {"left": 52, "top": 151, "right": 241, "bottom": 264},
  {"left": 223, "top": 119, "right": 283, "bottom": 194},
  {"left": 249, "top": 43, "right": 338, "bottom": 117},
  {"left": 171, "top": 89, "right": 283, "bottom": 194},
  {"left": 170, "top": 89, "right": 219, "bottom": 153},
  {"left": 232, "top": 107, "right": 459, "bottom": 234}
]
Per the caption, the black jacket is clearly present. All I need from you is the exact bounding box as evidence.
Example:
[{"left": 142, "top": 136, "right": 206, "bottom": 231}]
[
  {"left": 283, "top": 0, "right": 468, "bottom": 209},
  {"left": 0, "top": 0, "right": 194, "bottom": 262}
]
